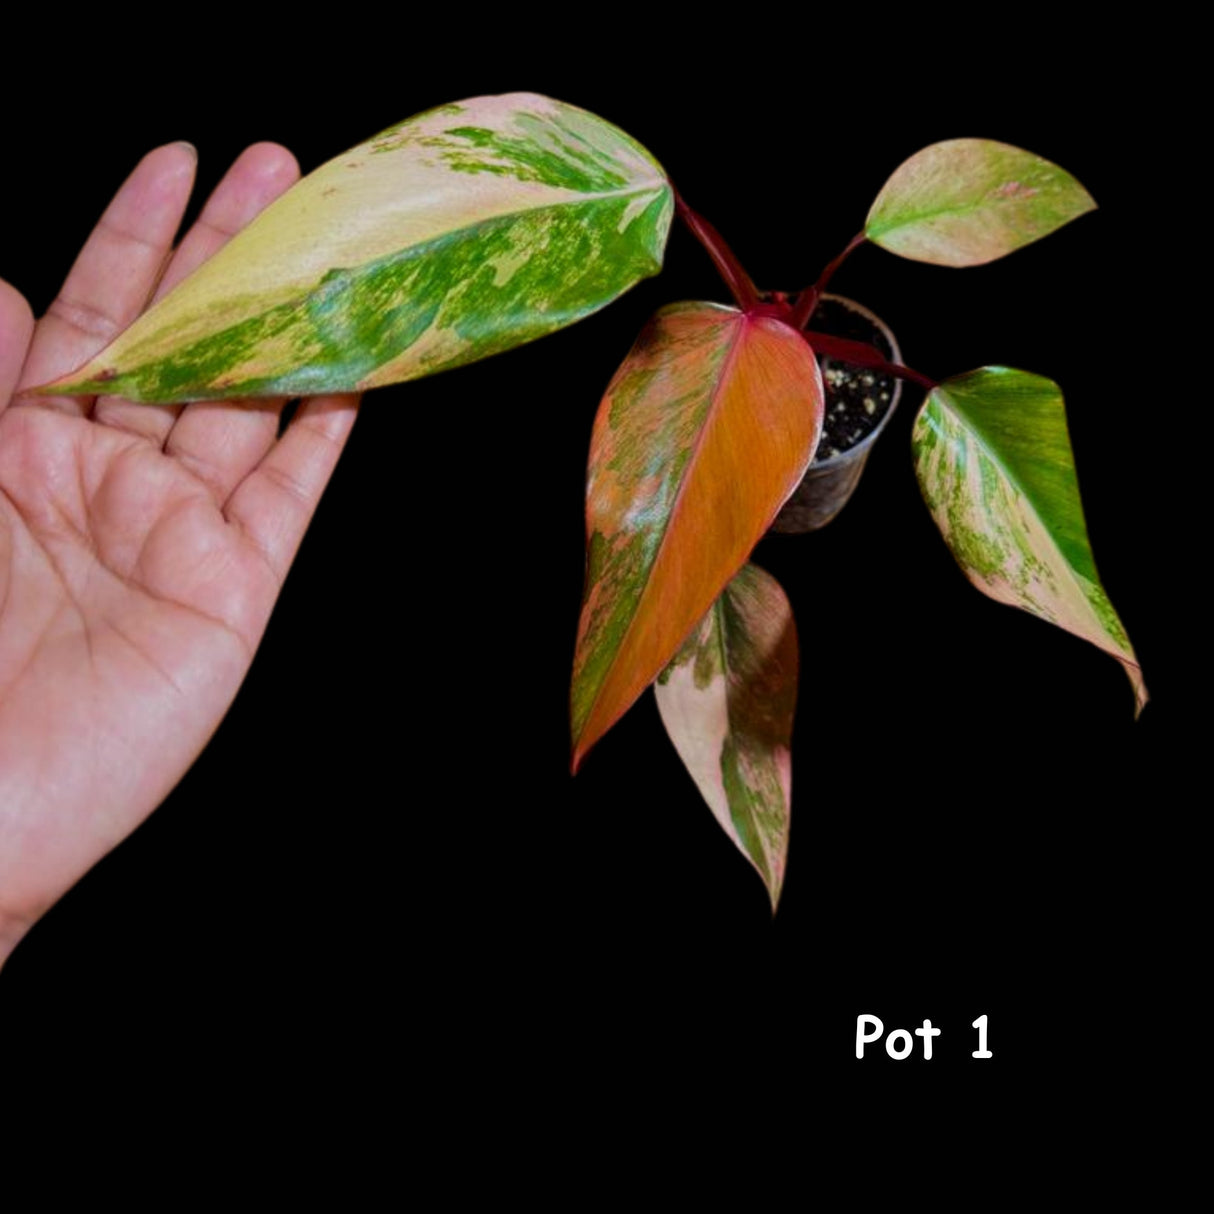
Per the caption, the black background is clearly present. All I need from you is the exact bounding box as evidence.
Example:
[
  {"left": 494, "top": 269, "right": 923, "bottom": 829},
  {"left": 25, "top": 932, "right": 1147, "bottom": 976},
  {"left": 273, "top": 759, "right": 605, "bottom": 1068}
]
[{"left": 0, "top": 26, "right": 1193, "bottom": 1144}]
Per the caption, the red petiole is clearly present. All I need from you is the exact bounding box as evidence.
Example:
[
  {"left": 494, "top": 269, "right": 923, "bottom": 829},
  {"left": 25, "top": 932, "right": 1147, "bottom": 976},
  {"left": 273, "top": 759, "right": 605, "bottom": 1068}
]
[{"left": 676, "top": 197, "right": 936, "bottom": 392}]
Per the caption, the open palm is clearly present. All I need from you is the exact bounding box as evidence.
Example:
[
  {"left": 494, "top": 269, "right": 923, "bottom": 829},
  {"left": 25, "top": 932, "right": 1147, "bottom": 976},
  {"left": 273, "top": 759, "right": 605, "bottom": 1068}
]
[{"left": 0, "top": 143, "right": 360, "bottom": 963}]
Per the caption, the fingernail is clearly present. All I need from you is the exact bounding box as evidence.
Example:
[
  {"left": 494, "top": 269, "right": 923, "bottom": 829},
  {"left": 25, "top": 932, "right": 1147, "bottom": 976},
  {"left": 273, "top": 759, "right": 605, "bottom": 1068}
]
[{"left": 174, "top": 141, "right": 198, "bottom": 161}]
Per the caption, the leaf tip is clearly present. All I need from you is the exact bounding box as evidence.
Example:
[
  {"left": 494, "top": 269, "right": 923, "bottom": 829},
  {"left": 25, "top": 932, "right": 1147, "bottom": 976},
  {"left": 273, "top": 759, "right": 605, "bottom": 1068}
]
[
  {"left": 28, "top": 373, "right": 100, "bottom": 398},
  {"left": 1128, "top": 665, "right": 1149, "bottom": 720}
]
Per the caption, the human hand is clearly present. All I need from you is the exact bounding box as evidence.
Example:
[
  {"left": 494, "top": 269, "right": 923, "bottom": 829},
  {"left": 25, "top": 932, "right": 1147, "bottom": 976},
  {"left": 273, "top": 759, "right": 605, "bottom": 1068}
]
[{"left": 0, "top": 142, "right": 360, "bottom": 966}]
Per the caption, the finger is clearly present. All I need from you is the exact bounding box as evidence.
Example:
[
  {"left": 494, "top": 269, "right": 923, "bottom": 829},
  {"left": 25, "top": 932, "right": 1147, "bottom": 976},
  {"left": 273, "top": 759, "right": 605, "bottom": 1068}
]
[
  {"left": 225, "top": 394, "right": 361, "bottom": 587},
  {"left": 162, "top": 396, "right": 285, "bottom": 504},
  {"left": 16, "top": 143, "right": 197, "bottom": 418},
  {"left": 95, "top": 143, "right": 301, "bottom": 454},
  {"left": 153, "top": 142, "right": 301, "bottom": 305},
  {"left": 0, "top": 279, "right": 35, "bottom": 421}
]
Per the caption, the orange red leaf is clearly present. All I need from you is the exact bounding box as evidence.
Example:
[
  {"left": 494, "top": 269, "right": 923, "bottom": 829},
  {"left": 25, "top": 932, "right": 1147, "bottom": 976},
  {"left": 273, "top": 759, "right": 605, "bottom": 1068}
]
[{"left": 571, "top": 303, "right": 822, "bottom": 770}]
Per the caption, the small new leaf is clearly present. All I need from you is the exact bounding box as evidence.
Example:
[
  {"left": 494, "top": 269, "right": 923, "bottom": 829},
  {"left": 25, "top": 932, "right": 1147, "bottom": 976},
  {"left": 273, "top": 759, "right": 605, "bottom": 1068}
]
[
  {"left": 44, "top": 94, "right": 673, "bottom": 402},
  {"left": 655, "top": 564, "right": 797, "bottom": 909},
  {"left": 913, "top": 367, "right": 1146, "bottom": 713},
  {"left": 866, "top": 139, "right": 1095, "bottom": 267}
]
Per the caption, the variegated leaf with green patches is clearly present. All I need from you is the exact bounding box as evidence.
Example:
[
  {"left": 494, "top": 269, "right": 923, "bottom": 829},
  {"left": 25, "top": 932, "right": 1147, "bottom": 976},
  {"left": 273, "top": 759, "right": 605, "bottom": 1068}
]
[
  {"left": 571, "top": 302, "right": 823, "bottom": 772},
  {"left": 655, "top": 563, "right": 797, "bottom": 909},
  {"left": 913, "top": 367, "right": 1146, "bottom": 713},
  {"left": 44, "top": 94, "right": 673, "bottom": 402},
  {"left": 865, "top": 139, "right": 1095, "bottom": 267}
]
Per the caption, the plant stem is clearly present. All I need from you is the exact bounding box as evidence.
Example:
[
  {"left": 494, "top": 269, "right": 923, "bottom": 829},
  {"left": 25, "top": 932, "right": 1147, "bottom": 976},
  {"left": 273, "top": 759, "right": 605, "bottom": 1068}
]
[
  {"left": 674, "top": 189, "right": 760, "bottom": 311},
  {"left": 792, "top": 232, "right": 868, "bottom": 329},
  {"left": 805, "top": 330, "right": 937, "bottom": 391},
  {"left": 669, "top": 198, "right": 933, "bottom": 390}
]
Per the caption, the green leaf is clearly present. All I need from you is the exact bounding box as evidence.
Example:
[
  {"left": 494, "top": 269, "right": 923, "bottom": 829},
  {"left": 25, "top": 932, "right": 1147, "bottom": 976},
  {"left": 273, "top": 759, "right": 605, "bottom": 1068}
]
[
  {"left": 913, "top": 367, "right": 1146, "bottom": 714},
  {"left": 45, "top": 94, "right": 673, "bottom": 402},
  {"left": 571, "top": 304, "right": 823, "bottom": 771},
  {"left": 655, "top": 564, "right": 797, "bottom": 909},
  {"left": 866, "top": 139, "right": 1095, "bottom": 267}
]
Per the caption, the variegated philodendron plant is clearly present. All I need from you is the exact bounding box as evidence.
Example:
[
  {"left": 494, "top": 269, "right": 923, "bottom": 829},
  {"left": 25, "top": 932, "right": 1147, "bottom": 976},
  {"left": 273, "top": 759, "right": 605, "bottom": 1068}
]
[{"left": 42, "top": 93, "right": 1146, "bottom": 909}]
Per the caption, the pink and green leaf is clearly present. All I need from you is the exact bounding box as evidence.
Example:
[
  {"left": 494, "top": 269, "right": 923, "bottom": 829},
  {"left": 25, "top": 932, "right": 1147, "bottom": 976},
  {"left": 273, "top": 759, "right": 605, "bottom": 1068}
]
[
  {"left": 865, "top": 139, "right": 1095, "bottom": 267},
  {"left": 913, "top": 367, "right": 1146, "bottom": 714},
  {"left": 571, "top": 303, "right": 823, "bottom": 771},
  {"left": 43, "top": 94, "right": 673, "bottom": 402},
  {"left": 655, "top": 563, "right": 797, "bottom": 909}
]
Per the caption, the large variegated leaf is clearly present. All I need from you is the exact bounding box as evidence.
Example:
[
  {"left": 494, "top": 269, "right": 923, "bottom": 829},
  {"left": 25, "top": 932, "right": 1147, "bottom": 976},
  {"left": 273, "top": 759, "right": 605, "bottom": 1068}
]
[
  {"left": 45, "top": 94, "right": 673, "bottom": 402},
  {"left": 571, "top": 302, "right": 823, "bottom": 771},
  {"left": 913, "top": 367, "right": 1146, "bottom": 713},
  {"left": 655, "top": 563, "right": 797, "bottom": 909},
  {"left": 865, "top": 139, "right": 1095, "bottom": 267}
]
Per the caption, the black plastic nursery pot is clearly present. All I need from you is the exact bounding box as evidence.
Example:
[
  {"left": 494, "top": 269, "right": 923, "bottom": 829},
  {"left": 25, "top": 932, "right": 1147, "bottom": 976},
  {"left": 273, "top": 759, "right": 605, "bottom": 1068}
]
[{"left": 771, "top": 294, "right": 903, "bottom": 533}]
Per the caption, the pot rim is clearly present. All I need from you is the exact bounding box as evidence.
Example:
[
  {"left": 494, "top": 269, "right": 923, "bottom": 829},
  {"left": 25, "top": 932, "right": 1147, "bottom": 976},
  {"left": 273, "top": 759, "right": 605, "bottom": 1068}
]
[{"left": 809, "top": 293, "right": 903, "bottom": 470}]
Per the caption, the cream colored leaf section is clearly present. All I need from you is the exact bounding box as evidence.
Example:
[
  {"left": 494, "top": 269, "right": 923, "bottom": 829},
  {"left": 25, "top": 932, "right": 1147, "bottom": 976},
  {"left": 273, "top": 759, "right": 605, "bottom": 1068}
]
[{"left": 655, "top": 564, "right": 797, "bottom": 907}]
